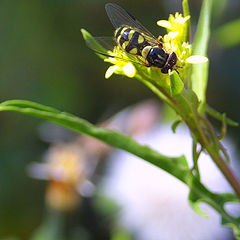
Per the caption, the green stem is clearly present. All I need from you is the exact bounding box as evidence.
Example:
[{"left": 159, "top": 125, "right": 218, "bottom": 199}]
[
  {"left": 162, "top": 89, "right": 240, "bottom": 199},
  {"left": 189, "top": 109, "right": 240, "bottom": 199},
  {"left": 206, "top": 143, "right": 240, "bottom": 199},
  {"left": 196, "top": 118, "right": 240, "bottom": 199},
  {"left": 192, "top": 139, "right": 200, "bottom": 179}
]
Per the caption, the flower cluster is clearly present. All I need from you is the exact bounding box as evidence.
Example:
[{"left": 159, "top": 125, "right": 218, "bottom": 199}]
[
  {"left": 104, "top": 12, "right": 192, "bottom": 81},
  {"left": 158, "top": 13, "right": 191, "bottom": 59},
  {"left": 104, "top": 53, "right": 136, "bottom": 79},
  {"left": 101, "top": 11, "right": 208, "bottom": 93}
]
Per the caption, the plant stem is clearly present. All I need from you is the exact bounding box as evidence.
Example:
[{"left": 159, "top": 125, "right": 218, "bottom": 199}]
[
  {"left": 140, "top": 75, "right": 240, "bottom": 199},
  {"left": 195, "top": 114, "right": 240, "bottom": 199},
  {"left": 189, "top": 110, "right": 240, "bottom": 199},
  {"left": 206, "top": 144, "right": 240, "bottom": 198},
  {"left": 163, "top": 89, "right": 240, "bottom": 199}
]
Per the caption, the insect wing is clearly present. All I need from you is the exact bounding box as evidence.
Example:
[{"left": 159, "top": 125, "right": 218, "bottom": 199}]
[
  {"left": 85, "top": 36, "right": 145, "bottom": 66},
  {"left": 85, "top": 36, "right": 118, "bottom": 60},
  {"left": 105, "top": 3, "right": 157, "bottom": 44}
]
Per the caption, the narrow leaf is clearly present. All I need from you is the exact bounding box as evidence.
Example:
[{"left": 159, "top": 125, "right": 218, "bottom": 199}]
[
  {"left": 182, "top": 0, "right": 191, "bottom": 42},
  {"left": 169, "top": 70, "right": 184, "bottom": 96},
  {"left": 206, "top": 105, "right": 239, "bottom": 127},
  {"left": 1, "top": 100, "right": 60, "bottom": 113},
  {"left": 0, "top": 100, "right": 190, "bottom": 183},
  {"left": 171, "top": 119, "right": 182, "bottom": 133},
  {"left": 190, "top": 0, "right": 212, "bottom": 113},
  {"left": 81, "top": 28, "right": 108, "bottom": 60},
  {"left": 0, "top": 99, "right": 240, "bottom": 235}
]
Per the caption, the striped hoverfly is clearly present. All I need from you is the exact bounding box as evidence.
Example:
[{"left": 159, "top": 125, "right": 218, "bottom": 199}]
[{"left": 86, "top": 3, "right": 178, "bottom": 74}]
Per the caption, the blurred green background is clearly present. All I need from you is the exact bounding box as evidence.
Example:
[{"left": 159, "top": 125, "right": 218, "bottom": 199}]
[{"left": 0, "top": 0, "right": 240, "bottom": 239}]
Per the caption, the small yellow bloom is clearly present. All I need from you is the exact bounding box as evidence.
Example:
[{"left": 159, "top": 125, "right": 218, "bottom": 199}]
[
  {"left": 105, "top": 65, "right": 121, "bottom": 79},
  {"left": 122, "top": 63, "right": 136, "bottom": 77},
  {"left": 104, "top": 47, "right": 136, "bottom": 79},
  {"left": 157, "top": 20, "right": 172, "bottom": 30},
  {"left": 157, "top": 13, "right": 190, "bottom": 34},
  {"left": 158, "top": 13, "right": 191, "bottom": 62},
  {"left": 101, "top": 10, "right": 208, "bottom": 89},
  {"left": 158, "top": 13, "right": 209, "bottom": 60}
]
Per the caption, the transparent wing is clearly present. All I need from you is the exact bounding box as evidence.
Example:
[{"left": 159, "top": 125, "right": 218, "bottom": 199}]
[
  {"left": 85, "top": 36, "right": 146, "bottom": 66},
  {"left": 85, "top": 36, "right": 116, "bottom": 53},
  {"left": 105, "top": 3, "right": 158, "bottom": 43}
]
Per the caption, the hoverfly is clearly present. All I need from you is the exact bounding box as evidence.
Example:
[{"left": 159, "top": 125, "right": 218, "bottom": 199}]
[{"left": 86, "top": 3, "right": 178, "bottom": 74}]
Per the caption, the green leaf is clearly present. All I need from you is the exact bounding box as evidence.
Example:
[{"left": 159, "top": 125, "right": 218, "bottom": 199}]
[
  {"left": 173, "top": 89, "right": 200, "bottom": 118},
  {"left": 182, "top": 0, "right": 190, "bottom": 18},
  {"left": 1, "top": 100, "right": 60, "bottom": 113},
  {"left": 190, "top": 0, "right": 212, "bottom": 113},
  {"left": 81, "top": 28, "right": 108, "bottom": 60},
  {"left": 188, "top": 175, "right": 240, "bottom": 236},
  {"left": 189, "top": 198, "right": 209, "bottom": 218},
  {"left": 0, "top": 100, "right": 190, "bottom": 183},
  {"left": 206, "top": 105, "right": 239, "bottom": 127},
  {"left": 215, "top": 18, "right": 240, "bottom": 48},
  {"left": 169, "top": 70, "right": 184, "bottom": 96},
  {"left": 171, "top": 119, "right": 182, "bottom": 133},
  {"left": 1, "top": 99, "right": 240, "bottom": 235},
  {"left": 182, "top": 0, "right": 190, "bottom": 42}
]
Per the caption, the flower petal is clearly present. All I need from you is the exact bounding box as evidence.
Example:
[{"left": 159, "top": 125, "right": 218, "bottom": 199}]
[
  {"left": 186, "top": 55, "right": 208, "bottom": 64},
  {"left": 157, "top": 20, "right": 172, "bottom": 30},
  {"left": 168, "top": 31, "right": 179, "bottom": 39},
  {"left": 105, "top": 65, "right": 120, "bottom": 79},
  {"left": 104, "top": 57, "right": 118, "bottom": 64},
  {"left": 175, "top": 15, "right": 190, "bottom": 25},
  {"left": 122, "top": 63, "right": 136, "bottom": 78}
]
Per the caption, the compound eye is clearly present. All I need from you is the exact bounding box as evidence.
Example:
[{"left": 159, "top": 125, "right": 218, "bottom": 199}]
[{"left": 161, "top": 52, "right": 178, "bottom": 73}]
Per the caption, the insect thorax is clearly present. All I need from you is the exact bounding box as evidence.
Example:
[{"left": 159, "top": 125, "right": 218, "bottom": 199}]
[{"left": 115, "top": 26, "right": 150, "bottom": 56}]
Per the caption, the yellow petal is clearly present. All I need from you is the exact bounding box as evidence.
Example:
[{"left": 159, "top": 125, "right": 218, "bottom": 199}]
[
  {"left": 168, "top": 31, "right": 179, "bottom": 39},
  {"left": 105, "top": 65, "right": 120, "bottom": 79},
  {"left": 157, "top": 20, "right": 172, "bottom": 30},
  {"left": 104, "top": 57, "right": 117, "bottom": 64},
  {"left": 186, "top": 55, "right": 209, "bottom": 64},
  {"left": 183, "top": 15, "right": 191, "bottom": 23},
  {"left": 122, "top": 63, "right": 136, "bottom": 78},
  {"left": 175, "top": 15, "right": 190, "bottom": 25}
]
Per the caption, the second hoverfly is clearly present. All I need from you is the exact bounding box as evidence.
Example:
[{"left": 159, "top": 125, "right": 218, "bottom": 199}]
[{"left": 87, "top": 3, "right": 178, "bottom": 74}]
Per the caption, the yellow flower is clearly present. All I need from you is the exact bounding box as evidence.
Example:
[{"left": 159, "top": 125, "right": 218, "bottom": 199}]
[
  {"left": 82, "top": 7, "right": 209, "bottom": 94},
  {"left": 103, "top": 12, "right": 193, "bottom": 84},
  {"left": 157, "top": 12, "right": 192, "bottom": 79},
  {"left": 157, "top": 13, "right": 190, "bottom": 44},
  {"left": 157, "top": 13, "right": 208, "bottom": 72},
  {"left": 104, "top": 46, "right": 136, "bottom": 79}
]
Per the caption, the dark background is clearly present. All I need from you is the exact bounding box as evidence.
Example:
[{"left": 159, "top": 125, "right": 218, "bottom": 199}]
[{"left": 0, "top": 0, "right": 239, "bottom": 239}]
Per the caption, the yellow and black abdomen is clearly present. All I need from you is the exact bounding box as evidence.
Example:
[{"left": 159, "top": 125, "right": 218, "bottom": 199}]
[{"left": 115, "top": 26, "right": 149, "bottom": 56}]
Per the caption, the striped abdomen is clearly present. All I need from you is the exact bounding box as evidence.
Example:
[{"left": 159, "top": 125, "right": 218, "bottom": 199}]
[
  {"left": 114, "top": 26, "right": 175, "bottom": 72},
  {"left": 114, "top": 26, "right": 149, "bottom": 56}
]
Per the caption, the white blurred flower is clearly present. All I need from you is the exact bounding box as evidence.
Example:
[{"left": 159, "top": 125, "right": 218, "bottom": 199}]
[{"left": 101, "top": 124, "right": 239, "bottom": 240}]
